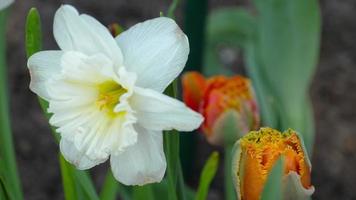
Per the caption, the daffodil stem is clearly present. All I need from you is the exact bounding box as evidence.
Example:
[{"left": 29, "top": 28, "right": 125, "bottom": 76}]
[
  {"left": 224, "top": 145, "right": 235, "bottom": 200},
  {"left": 180, "top": 0, "right": 208, "bottom": 182},
  {"left": 0, "top": 9, "right": 24, "bottom": 200},
  {"left": 167, "top": 0, "right": 180, "bottom": 19},
  {"left": 164, "top": 80, "right": 186, "bottom": 200}
]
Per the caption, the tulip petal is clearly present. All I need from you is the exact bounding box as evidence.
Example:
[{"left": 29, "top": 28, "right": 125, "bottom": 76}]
[
  {"left": 231, "top": 140, "right": 243, "bottom": 200},
  {"left": 182, "top": 71, "right": 206, "bottom": 112},
  {"left": 53, "top": 5, "right": 123, "bottom": 66},
  {"left": 283, "top": 172, "right": 315, "bottom": 200},
  {"left": 131, "top": 87, "right": 203, "bottom": 132},
  {"left": 116, "top": 17, "right": 189, "bottom": 92},
  {"left": 27, "top": 50, "right": 63, "bottom": 100},
  {"left": 110, "top": 125, "right": 166, "bottom": 186},
  {"left": 60, "top": 138, "right": 107, "bottom": 170}
]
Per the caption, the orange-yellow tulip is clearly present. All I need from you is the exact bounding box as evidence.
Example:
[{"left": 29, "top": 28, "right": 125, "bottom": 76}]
[
  {"left": 232, "top": 127, "right": 314, "bottom": 200},
  {"left": 182, "top": 71, "right": 259, "bottom": 145}
]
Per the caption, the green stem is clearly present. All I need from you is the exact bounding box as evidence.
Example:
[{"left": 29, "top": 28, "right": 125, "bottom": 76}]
[
  {"left": 180, "top": 0, "right": 208, "bottom": 181},
  {"left": 163, "top": 80, "right": 186, "bottom": 200},
  {"left": 0, "top": 9, "right": 23, "bottom": 200},
  {"left": 224, "top": 145, "right": 235, "bottom": 200},
  {"left": 167, "top": 0, "right": 180, "bottom": 19}
]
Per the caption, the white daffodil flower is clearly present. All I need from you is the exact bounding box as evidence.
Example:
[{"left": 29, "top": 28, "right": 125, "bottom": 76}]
[
  {"left": 0, "top": 0, "right": 13, "bottom": 10},
  {"left": 27, "top": 5, "right": 203, "bottom": 186}
]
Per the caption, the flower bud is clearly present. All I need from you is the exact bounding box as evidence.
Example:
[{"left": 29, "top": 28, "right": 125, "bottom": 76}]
[
  {"left": 182, "top": 71, "right": 259, "bottom": 145},
  {"left": 232, "top": 127, "right": 314, "bottom": 200}
]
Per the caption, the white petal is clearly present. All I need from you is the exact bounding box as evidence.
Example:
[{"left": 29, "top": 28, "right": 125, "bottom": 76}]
[
  {"left": 56, "top": 111, "right": 138, "bottom": 166},
  {"left": 27, "top": 50, "right": 63, "bottom": 100},
  {"left": 0, "top": 0, "right": 13, "bottom": 10},
  {"left": 53, "top": 5, "right": 123, "bottom": 66},
  {"left": 60, "top": 138, "right": 107, "bottom": 170},
  {"left": 58, "top": 51, "right": 115, "bottom": 85},
  {"left": 110, "top": 125, "right": 166, "bottom": 185},
  {"left": 131, "top": 87, "right": 203, "bottom": 131},
  {"left": 116, "top": 17, "right": 189, "bottom": 92},
  {"left": 283, "top": 172, "right": 315, "bottom": 200}
]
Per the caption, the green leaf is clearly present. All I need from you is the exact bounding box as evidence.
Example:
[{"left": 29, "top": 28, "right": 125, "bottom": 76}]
[
  {"left": 59, "top": 155, "right": 79, "bottom": 200},
  {"left": 195, "top": 152, "right": 219, "bottom": 200},
  {"left": 163, "top": 80, "right": 186, "bottom": 200},
  {"left": 25, "top": 8, "right": 100, "bottom": 200},
  {"left": 0, "top": 8, "right": 24, "bottom": 200},
  {"left": 100, "top": 171, "right": 132, "bottom": 200},
  {"left": 204, "top": 7, "right": 256, "bottom": 76},
  {"left": 132, "top": 185, "right": 155, "bottom": 200},
  {"left": 261, "top": 157, "right": 284, "bottom": 200},
  {"left": 25, "top": 8, "right": 42, "bottom": 58},
  {"left": 252, "top": 0, "right": 320, "bottom": 148}
]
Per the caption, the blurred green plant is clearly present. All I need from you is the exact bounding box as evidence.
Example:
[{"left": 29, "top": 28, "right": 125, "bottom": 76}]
[
  {"left": 180, "top": 0, "right": 208, "bottom": 182},
  {"left": 195, "top": 151, "right": 219, "bottom": 200},
  {"left": 204, "top": 0, "right": 320, "bottom": 155},
  {"left": 205, "top": 0, "right": 320, "bottom": 199},
  {"left": 0, "top": 8, "right": 24, "bottom": 200}
]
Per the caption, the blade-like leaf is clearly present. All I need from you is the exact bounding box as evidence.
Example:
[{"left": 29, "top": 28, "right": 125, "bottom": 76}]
[
  {"left": 261, "top": 157, "right": 284, "bottom": 200},
  {"left": 195, "top": 151, "right": 219, "bottom": 200},
  {"left": 252, "top": 0, "right": 320, "bottom": 150},
  {"left": 0, "top": 8, "right": 24, "bottom": 200},
  {"left": 59, "top": 154, "right": 79, "bottom": 200},
  {"left": 204, "top": 7, "right": 256, "bottom": 76},
  {"left": 100, "top": 171, "right": 132, "bottom": 200}
]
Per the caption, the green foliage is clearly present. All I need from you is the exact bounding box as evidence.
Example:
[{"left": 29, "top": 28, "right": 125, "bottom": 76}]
[
  {"left": 195, "top": 152, "right": 219, "bottom": 200},
  {"left": 0, "top": 9, "right": 24, "bottom": 200},
  {"left": 261, "top": 157, "right": 284, "bottom": 200},
  {"left": 205, "top": 0, "right": 320, "bottom": 155},
  {"left": 163, "top": 80, "right": 186, "bottom": 200},
  {"left": 252, "top": 0, "right": 320, "bottom": 153}
]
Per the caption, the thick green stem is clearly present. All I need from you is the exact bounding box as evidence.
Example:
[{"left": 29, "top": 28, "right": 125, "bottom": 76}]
[
  {"left": 0, "top": 9, "right": 23, "bottom": 200},
  {"left": 164, "top": 80, "right": 186, "bottom": 200},
  {"left": 224, "top": 145, "right": 235, "bottom": 200},
  {"left": 180, "top": 0, "right": 208, "bottom": 181}
]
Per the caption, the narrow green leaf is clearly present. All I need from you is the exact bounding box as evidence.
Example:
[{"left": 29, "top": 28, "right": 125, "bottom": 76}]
[
  {"left": 0, "top": 8, "right": 23, "bottom": 200},
  {"left": 163, "top": 80, "right": 186, "bottom": 200},
  {"left": 261, "top": 157, "right": 284, "bottom": 200},
  {"left": 99, "top": 171, "right": 118, "bottom": 200},
  {"left": 100, "top": 171, "right": 132, "bottom": 200},
  {"left": 195, "top": 152, "right": 219, "bottom": 200},
  {"left": 204, "top": 8, "right": 256, "bottom": 76},
  {"left": 59, "top": 155, "right": 78, "bottom": 200},
  {"left": 25, "top": 8, "right": 42, "bottom": 58},
  {"left": 167, "top": 0, "right": 179, "bottom": 19},
  {"left": 252, "top": 0, "right": 320, "bottom": 150},
  {"left": 132, "top": 185, "right": 155, "bottom": 200},
  {"left": 180, "top": 0, "right": 207, "bottom": 186}
]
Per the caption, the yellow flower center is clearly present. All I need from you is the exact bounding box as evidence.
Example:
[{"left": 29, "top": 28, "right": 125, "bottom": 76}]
[
  {"left": 96, "top": 80, "right": 127, "bottom": 118},
  {"left": 239, "top": 128, "right": 311, "bottom": 200}
]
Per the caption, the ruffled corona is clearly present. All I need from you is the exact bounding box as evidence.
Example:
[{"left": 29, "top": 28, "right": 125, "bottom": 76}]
[
  {"left": 182, "top": 71, "right": 259, "bottom": 145},
  {"left": 232, "top": 127, "right": 314, "bottom": 200}
]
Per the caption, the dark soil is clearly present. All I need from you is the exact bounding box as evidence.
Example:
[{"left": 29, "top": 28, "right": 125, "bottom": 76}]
[{"left": 5, "top": 0, "right": 356, "bottom": 199}]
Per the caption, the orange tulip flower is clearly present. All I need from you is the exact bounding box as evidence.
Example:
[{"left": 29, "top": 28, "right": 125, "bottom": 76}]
[
  {"left": 182, "top": 71, "right": 259, "bottom": 145},
  {"left": 232, "top": 127, "right": 314, "bottom": 200}
]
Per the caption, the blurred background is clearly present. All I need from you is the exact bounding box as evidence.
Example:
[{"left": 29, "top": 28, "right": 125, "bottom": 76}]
[{"left": 4, "top": 0, "right": 356, "bottom": 199}]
